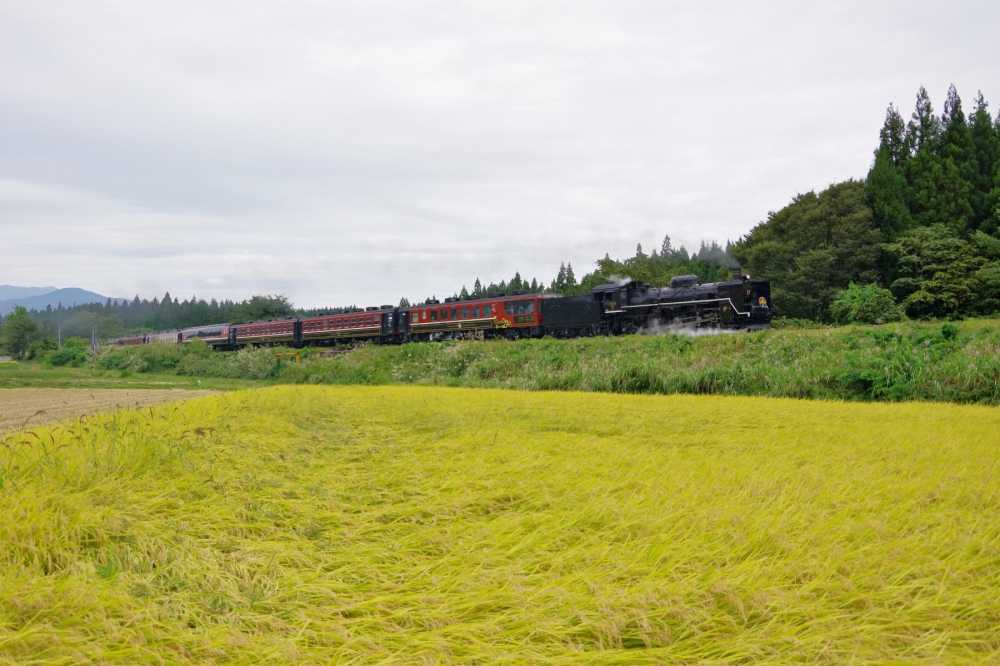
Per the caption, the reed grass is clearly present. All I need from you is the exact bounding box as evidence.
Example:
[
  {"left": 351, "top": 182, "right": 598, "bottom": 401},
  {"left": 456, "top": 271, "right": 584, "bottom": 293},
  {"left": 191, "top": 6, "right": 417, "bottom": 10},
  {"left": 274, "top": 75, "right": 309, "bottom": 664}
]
[{"left": 2, "top": 385, "right": 999, "bottom": 663}]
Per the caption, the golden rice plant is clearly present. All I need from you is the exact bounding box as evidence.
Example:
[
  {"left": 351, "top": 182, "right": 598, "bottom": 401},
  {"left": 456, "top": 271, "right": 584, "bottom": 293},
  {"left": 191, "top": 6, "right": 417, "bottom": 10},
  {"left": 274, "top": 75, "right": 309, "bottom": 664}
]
[{"left": 1, "top": 385, "right": 999, "bottom": 664}]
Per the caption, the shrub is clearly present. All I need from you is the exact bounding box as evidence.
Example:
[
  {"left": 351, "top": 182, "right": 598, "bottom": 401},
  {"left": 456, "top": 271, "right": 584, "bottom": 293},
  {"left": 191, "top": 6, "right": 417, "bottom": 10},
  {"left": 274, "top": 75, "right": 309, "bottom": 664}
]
[
  {"left": 830, "top": 282, "right": 901, "bottom": 325},
  {"left": 26, "top": 339, "right": 56, "bottom": 361},
  {"left": 47, "top": 338, "right": 90, "bottom": 367}
]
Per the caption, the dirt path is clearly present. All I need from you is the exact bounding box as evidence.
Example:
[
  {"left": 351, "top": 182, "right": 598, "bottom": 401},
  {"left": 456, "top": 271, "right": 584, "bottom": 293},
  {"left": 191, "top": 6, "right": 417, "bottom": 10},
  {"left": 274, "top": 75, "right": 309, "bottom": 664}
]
[{"left": 0, "top": 389, "right": 218, "bottom": 433}]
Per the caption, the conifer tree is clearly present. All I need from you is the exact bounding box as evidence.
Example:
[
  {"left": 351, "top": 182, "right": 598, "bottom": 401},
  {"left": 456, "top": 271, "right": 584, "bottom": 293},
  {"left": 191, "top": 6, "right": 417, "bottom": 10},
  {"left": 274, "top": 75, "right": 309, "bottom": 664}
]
[
  {"left": 969, "top": 92, "right": 1000, "bottom": 231},
  {"left": 866, "top": 105, "right": 913, "bottom": 240},
  {"left": 552, "top": 263, "right": 567, "bottom": 292},
  {"left": 934, "top": 85, "right": 976, "bottom": 233},
  {"left": 660, "top": 234, "right": 674, "bottom": 258},
  {"left": 906, "top": 87, "right": 945, "bottom": 227}
]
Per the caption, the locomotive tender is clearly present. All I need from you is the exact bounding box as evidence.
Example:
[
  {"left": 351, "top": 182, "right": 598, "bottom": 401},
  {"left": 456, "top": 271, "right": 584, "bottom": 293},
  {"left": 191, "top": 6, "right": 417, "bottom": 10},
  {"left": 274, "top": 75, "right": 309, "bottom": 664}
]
[{"left": 109, "top": 272, "right": 772, "bottom": 349}]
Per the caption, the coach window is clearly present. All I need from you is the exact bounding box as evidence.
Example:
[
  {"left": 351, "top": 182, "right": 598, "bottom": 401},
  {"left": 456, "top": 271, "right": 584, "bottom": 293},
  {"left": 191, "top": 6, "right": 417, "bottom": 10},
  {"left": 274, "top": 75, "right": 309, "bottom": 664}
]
[
  {"left": 441, "top": 309, "right": 448, "bottom": 320},
  {"left": 451, "top": 308, "right": 458, "bottom": 319},
  {"left": 366, "top": 316, "right": 372, "bottom": 326},
  {"left": 430, "top": 310, "right": 437, "bottom": 321},
  {"left": 461, "top": 307, "right": 468, "bottom": 318},
  {"left": 472, "top": 307, "right": 479, "bottom": 318},
  {"left": 483, "top": 305, "right": 492, "bottom": 317},
  {"left": 374, "top": 315, "right": 380, "bottom": 324},
  {"left": 504, "top": 300, "right": 535, "bottom": 315}
]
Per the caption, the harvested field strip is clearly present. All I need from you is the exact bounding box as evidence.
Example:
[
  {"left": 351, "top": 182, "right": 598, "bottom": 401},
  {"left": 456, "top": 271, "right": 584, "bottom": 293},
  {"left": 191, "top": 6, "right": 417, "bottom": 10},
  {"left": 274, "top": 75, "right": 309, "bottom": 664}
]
[
  {"left": 1, "top": 385, "right": 999, "bottom": 663},
  {"left": 0, "top": 389, "right": 217, "bottom": 433}
]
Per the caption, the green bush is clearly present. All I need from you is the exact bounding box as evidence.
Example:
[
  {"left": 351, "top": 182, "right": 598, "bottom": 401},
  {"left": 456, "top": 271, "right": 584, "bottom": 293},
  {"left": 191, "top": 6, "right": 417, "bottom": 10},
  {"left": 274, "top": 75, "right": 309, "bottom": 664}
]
[
  {"left": 830, "top": 282, "right": 901, "bottom": 325},
  {"left": 47, "top": 338, "right": 90, "bottom": 367},
  {"left": 26, "top": 339, "right": 56, "bottom": 361}
]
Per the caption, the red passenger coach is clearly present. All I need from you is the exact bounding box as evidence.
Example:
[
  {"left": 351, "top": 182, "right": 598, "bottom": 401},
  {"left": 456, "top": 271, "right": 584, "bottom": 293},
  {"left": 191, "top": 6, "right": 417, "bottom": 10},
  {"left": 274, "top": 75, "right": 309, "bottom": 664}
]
[
  {"left": 403, "top": 292, "right": 560, "bottom": 341},
  {"left": 300, "top": 307, "right": 386, "bottom": 345},
  {"left": 234, "top": 319, "right": 296, "bottom": 347},
  {"left": 180, "top": 324, "right": 232, "bottom": 348},
  {"left": 148, "top": 330, "right": 181, "bottom": 344}
]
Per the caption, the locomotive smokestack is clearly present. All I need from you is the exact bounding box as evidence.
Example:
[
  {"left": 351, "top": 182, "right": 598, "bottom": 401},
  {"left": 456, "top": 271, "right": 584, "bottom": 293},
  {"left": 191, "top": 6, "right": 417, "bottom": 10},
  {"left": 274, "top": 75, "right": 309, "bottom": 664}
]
[{"left": 731, "top": 266, "right": 742, "bottom": 280}]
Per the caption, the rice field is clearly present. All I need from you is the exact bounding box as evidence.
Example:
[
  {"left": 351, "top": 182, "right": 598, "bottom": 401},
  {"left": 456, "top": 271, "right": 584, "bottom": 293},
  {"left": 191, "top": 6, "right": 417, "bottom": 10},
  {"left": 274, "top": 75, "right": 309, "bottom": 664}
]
[
  {"left": 1, "top": 385, "right": 999, "bottom": 664},
  {"left": 0, "top": 389, "right": 218, "bottom": 433}
]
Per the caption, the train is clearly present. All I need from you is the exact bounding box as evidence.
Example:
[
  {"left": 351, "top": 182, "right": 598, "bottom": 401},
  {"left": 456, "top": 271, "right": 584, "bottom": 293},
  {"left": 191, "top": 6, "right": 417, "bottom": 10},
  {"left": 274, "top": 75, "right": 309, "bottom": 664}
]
[{"left": 109, "top": 270, "right": 772, "bottom": 350}]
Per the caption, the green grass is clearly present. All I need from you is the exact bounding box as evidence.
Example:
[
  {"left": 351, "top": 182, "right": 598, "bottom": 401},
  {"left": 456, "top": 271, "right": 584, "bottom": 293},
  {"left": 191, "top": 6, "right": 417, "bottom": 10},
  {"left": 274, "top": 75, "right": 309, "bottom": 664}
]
[
  {"left": 0, "top": 361, "right": 255, "bottom": 390},
  {"left": 2, "top": 385, "right": 999, "bottom": 663},
  {"left": 22, "top": 317, "right": 1000, "bottom": 403},
  {"left": 278, "top": 319, "right": 1000, "bottom": 404}
]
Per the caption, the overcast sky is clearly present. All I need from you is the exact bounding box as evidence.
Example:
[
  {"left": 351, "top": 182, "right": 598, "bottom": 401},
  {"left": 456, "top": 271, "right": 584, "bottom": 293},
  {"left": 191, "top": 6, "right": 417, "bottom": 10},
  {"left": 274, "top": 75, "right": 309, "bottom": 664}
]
[{"left": 1, "top": 1, "right": 998, "bottom": 308}]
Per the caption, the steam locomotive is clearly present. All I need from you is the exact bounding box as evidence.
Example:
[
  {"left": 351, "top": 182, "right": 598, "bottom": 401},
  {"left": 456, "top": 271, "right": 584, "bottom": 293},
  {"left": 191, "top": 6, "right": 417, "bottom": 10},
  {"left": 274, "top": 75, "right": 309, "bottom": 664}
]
[{"left": 110, "top": 271, "right": 772, "bottom": 349}]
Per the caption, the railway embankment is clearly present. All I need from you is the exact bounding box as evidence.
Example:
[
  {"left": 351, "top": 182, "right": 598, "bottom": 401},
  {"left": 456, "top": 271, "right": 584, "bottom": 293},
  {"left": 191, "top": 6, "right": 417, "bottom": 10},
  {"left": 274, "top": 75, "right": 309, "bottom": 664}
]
[{"left": 91, "top": 318, "right": 1000, "bottom": 405}]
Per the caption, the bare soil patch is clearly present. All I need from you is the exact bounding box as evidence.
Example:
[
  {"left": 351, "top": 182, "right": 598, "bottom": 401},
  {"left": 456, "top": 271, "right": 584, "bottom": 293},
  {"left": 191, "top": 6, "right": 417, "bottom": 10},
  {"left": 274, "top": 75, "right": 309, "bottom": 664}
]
[{"left": 0, "top": 389, "right": 218, "bottom": 433}]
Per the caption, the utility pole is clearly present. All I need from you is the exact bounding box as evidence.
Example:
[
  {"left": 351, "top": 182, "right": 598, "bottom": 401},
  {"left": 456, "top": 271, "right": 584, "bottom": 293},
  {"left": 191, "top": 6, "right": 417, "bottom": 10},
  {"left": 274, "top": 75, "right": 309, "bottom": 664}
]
[
  {"left": 91, "top": 323, "right": 97, "bottom": 351},
  {"left": 58, "top": 325, "right": 61, "bottom": 349}
]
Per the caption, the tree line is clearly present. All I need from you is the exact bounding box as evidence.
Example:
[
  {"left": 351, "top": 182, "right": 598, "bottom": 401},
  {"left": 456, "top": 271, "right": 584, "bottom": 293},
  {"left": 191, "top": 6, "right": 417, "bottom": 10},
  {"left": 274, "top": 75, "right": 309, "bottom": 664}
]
[
  {"left": 437, "top": 239, "right": 737, "bottom": 304},
  {"left": 733, "top": 84, "right": 1000, "bottom": 322}
]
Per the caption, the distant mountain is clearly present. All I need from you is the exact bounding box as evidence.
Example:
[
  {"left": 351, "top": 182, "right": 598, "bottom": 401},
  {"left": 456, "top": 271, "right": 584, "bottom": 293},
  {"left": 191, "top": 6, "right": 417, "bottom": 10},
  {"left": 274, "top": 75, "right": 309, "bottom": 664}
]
[
  {"left": 0, "top": 288, "right": 126, "bottom": 316},
  {"left": 0, "top": 285, "right": 57, "bottom": 301}
]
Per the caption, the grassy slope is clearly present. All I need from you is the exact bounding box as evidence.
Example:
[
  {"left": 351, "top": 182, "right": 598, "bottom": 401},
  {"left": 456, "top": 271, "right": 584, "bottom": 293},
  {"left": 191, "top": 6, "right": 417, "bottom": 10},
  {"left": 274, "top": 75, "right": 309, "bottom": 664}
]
[
  {"left": 278, "top": 319, "right": 1000, "bottom": 404},
  {"left": 2, "top": 385, "right": 999, "bottom": 663}
]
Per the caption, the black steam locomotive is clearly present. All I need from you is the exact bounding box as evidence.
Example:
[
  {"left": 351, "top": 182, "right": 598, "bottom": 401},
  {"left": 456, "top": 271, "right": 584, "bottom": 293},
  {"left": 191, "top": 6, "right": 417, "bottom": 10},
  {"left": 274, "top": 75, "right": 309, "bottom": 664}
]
[
  {"left": 110, "top": 272, "right": 772, "bottom": 349},
  {"left": 544, "top": 272, "right": 772, "bottom": 337}
]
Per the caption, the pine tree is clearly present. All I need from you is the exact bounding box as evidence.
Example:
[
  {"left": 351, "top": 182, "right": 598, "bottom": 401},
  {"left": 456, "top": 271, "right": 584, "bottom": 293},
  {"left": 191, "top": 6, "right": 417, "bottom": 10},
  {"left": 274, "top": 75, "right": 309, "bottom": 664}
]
[
  {"left": 660, "top": 234, "right": 674, "bottom": 258},
  {"left": 866, "top": 105, "right": 913, "bottom": 240},
  {"left": 935, "top": 85, "right": 976, "bottom": 233},
  {"left": 636, "top": 243, "right": 644, "bottom": 258},
  {"left": 969, "top": 92, "right": 1000, "bottom": 231},
  {"left": 565, "top": 263, "right": 576, "bottom": 288},
  {"left": 473, "top": 278, "right": 483, "bottom": 297},
  {"left": 906, "top": 86, "right": 944, "bottom": 227},
  {"left": 908, "top": 86, "right": 941, "bottom": 153},
  {"left": 552, "top": 263, "right": 567, "bottom": 292},
  {"left": 530, "top": 278, "right": 538, "bottom": 292},
  {"left": 459, "top": 285, "right": 469, "bottom": 299}
]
